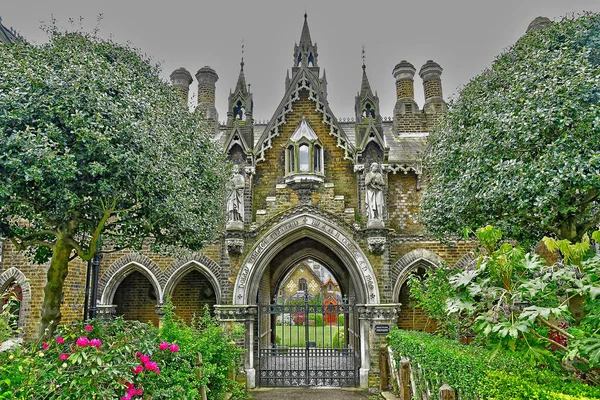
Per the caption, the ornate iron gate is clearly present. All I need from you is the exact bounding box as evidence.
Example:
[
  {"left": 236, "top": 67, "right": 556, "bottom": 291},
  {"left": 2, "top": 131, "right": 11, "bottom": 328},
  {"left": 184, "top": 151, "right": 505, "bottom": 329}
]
[{"left": 258, "top": 292, "right": 359, "bottom": 387}]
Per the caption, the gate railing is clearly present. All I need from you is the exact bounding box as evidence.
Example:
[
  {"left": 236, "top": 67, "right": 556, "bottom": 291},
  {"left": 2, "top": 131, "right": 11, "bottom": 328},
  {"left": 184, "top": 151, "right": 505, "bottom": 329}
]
[{"left": 257, "top": 291, "right": 358, "bottom": 387}]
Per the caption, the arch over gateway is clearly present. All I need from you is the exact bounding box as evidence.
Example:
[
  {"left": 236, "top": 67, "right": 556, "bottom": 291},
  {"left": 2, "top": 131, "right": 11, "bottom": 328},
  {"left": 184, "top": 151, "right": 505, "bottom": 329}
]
[{"left": 233, "top": 211, "right": 380, "bottom": 305}]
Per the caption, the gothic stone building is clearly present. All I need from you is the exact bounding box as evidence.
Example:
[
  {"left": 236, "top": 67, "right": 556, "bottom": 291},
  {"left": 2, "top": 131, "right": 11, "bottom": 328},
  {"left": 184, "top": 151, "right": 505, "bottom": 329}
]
[{"left": 0, "top": 15, "right": 477, "bottom": 389}]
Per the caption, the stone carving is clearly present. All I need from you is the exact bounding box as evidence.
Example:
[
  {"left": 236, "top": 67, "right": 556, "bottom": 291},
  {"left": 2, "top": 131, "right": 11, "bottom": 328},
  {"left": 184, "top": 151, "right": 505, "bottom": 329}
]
[
  {"left": 225, "top": 238, "right": 245, "bottom": 255},
  {"left": 365, "top": 162, "right": 385, "bottom": 228},
  {"left": 226, "top": 164, "right": 245, "bottom": 229},
  {"left": 367, "top": 237, "right": 386, "bottom": 254}
]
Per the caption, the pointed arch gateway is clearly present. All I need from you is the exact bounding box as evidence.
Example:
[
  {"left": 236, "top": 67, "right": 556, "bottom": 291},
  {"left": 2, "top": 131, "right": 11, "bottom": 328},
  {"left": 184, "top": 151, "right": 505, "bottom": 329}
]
[{"left": 233, "top": 210, "right": 378, "bottom": 388}]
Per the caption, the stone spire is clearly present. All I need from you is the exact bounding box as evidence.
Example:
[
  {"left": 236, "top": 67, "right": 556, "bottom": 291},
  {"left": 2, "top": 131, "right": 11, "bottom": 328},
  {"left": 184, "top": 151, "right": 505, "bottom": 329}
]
[
  {"left": 234, "top": 59, "right": 248, "bottom": 95},
  {"left": 293, "top": 13, "right": 318, "bottom": 68},
  {"left": 360, "top": 64, "right": 374, "bottom": 98},
  {"left": 299, "top": 13, "right": 312, "bottom": 47}
]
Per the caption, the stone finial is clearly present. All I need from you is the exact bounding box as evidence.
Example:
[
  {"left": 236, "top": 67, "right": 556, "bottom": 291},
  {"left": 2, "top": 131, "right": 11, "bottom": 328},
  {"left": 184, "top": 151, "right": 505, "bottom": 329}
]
[
  {"left": 392, "top": 60, "right": 416, "bottom": 100},
  {"left": 526, "top": 16, "right": 551, "bottom": 33},
  {"left": 195, "top": 66, "right": 219, "bottom": 86},
  {"left": 169, "top": 67, "right": 193, "bottom": 104},
  {"left": 419, "top": 60, "right": 443, "bottom": 101}
]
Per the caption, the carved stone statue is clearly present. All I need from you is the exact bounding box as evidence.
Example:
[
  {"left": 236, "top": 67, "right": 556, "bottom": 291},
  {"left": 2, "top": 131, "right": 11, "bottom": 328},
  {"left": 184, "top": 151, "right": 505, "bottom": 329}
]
[
  {"left": 365, "top": 162, "right": 385, "bottom": 226},
  {"left": 226, "top": 164, "right": 245, "bottom": 225}
]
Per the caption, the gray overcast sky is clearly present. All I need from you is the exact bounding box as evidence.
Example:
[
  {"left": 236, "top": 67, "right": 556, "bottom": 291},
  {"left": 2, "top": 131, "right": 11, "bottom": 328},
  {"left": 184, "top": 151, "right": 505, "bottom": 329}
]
[{"left": 3, "top": 1, "right": 600, "bottom": 121}]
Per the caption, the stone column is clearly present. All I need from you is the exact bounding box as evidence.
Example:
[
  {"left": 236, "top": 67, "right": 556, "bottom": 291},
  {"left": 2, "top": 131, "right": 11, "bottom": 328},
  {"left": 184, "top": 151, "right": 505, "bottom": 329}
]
[
  {"left": 357, "top": 304, "right": 400, "bottom": 390},
  {"left": 214, "top": 305, "right": 258, "bottom": 388}
]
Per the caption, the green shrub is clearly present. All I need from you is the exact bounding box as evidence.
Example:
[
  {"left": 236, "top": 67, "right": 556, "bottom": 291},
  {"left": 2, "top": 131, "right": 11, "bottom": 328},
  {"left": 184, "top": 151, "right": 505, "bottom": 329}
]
[
  {"left": 338, "top": 314, "right": 344, "bottom": 325},
  {"left": 388, "top": 329, "right": 600, "bottom": 400},
  {"left": 307, "top": 313, "right": 325, "bottom": 327},
  {"left": 332, "top": 331, "right": 345, "bottom": 348},
  {"left": 0, "top": 303, "right": 247, "bottom": 400}
]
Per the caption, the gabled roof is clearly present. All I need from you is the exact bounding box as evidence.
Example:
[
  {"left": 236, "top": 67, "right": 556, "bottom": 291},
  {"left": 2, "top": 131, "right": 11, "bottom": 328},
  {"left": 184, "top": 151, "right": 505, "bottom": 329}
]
[
  {"left": 290, "top": 117, "right": 318, "bottom": 142},
  {"left": 0, "top": 18, "right": 18, "bottom": 44},
  {"left": 253, "top": 65, "right": 355, "bottom": 162}
]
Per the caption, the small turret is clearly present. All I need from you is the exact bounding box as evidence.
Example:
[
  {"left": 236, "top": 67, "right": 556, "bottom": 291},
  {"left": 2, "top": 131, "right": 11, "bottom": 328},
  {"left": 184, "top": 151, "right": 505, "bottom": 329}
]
[
  {"left": 195, "top": 66, "right": 219, "bottom": 126},
  {"left": 419, "top": 60, "right": 443, "bottom": 104},
  {"left": 169, "top": 67, "right": 193, "bottom": 105},
  {"left": 526, "top": 16, "right": 551, "bottom": 33},
  {"left": 293, "top": 13, "right": 319, "bottom": 76}
]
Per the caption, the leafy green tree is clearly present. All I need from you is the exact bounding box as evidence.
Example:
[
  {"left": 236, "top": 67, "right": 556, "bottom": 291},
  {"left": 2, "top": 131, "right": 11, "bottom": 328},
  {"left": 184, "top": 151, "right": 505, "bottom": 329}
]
[
  {"left": 422, "top": 13, "right": 600, "bottom": 244},
  {"left": 0, "top": 29, "right": 228, "bottom": 336}
]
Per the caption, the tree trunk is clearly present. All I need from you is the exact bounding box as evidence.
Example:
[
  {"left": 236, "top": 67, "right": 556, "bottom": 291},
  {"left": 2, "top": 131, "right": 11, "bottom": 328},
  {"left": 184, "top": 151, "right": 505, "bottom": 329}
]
[{"left": 39, "top": 236, "right": 73, "bottom": 338}]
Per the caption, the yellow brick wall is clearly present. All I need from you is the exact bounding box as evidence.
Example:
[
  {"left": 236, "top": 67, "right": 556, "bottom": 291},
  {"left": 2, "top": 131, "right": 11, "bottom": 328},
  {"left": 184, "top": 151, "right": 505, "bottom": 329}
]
[{"left": 252, "top": 89, "right": 357, "bottom": 217}]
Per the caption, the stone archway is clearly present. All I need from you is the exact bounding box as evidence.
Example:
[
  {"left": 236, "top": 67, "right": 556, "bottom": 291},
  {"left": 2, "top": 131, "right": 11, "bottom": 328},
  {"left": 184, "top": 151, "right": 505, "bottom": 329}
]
[
  {"left": 163, "top": 257, "right": 222, "bottom": 322},
  {"left": 232, "top": 211, "right": 380, "bottom": 388},
  {"left": 392, "top": 249, "right": 443, "bottom": 332},
  {"left": 0, "top": 267, "right": 31, "bottom": 331},
  {"left": 234, "top": 212, "right": 379, "bottom": 305}
]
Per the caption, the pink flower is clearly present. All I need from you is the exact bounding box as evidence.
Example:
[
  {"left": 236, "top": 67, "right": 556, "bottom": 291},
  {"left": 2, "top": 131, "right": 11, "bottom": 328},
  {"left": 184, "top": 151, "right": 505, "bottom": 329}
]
[
  {"left": 144, "top": 361, "right": 158, "bottom": 372},
  {"left": 56, "top": 337, "right": 65, "bottom": 344},
  {"left": 136, "top": 387, "right": 143, "bottom": 395},
  {"left": 84, "top": 324, "right": 93, "bottom": 332},
  {"left": 139, "top": 354, "right": 150, "bottom": 364},
  {"left": 159, "top": 342, "right": 169, "bottom": 351},
  {"left": 131, "top": 365, "right": 144, "bottom": 375},
  {"left": 169, "top": 343, "right": 179, "bottom": 353},
  {"left": 120, "top": 396, "right": 131, "bottom": 400},
  {"left": 42, "top": 342, "right": 49, "bottom": 350},
  {"left": 76, "top": 337, "right": 89, "bottom": 347},
  {"left": 59, "top": 353, "right": 69, "bottom": 361},
  {"left": 135, "top": 351, "right": 141, "bottom": 358},
  {"left": 125, "top": 382, "right": 134, "bottom": 389},
  {"left": 90, "top": 339, "right": 101, "bottom": 348}
]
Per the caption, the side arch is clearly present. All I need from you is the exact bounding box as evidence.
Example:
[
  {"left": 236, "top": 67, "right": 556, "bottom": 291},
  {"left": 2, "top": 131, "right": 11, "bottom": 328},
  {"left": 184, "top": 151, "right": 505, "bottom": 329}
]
[
  {"left": 163, "top": 254, "right": 222, "bottom": 304},
  {"left": 0, "top": 267, "right": 32, "bottom": 330},
  {"left": 391, "top": 248, "right": 443, "bottom": 301},
  {"left": 98, "top": 254, "right": 162, "bottom": 305}
]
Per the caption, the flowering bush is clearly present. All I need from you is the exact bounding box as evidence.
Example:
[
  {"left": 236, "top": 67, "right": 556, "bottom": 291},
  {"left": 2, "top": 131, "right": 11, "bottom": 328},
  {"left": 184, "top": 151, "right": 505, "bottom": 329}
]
[{"left": 0, "top": 308, "right": 246, "bottom": 399}]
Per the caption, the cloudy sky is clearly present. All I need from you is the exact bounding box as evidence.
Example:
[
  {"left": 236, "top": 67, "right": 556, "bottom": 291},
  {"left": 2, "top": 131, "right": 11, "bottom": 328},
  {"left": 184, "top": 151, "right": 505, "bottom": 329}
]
[{"left": 3, "top": 1, "right": 599, "bottom": 121}]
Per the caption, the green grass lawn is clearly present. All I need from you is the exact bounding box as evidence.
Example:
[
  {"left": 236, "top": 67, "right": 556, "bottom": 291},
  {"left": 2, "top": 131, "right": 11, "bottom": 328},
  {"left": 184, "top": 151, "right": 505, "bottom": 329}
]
[{"left": 275, "top": 325, "right": 344, "bottom": 348}]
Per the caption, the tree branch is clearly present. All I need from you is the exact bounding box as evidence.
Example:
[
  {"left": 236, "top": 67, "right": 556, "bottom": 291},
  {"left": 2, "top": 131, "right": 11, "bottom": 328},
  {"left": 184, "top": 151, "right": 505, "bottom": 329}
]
[
  {"left": 9, "top": 236, "right": 54, "bottom": 250},
  {"left": 537, "top": 316, "right": 574, "bottom": 339}
]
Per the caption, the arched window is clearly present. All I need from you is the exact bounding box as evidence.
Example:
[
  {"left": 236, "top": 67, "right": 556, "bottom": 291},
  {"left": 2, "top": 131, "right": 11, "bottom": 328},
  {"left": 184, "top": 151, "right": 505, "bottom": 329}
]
[
  {"left": 2, "top": 282, "right": 22, "bottom": 331},
  {"left": 287, "top": 145, "right": 295, "bottom": 173},
  {"left": 285, "top": 117, "right": 324, "bottom": 184},
  {"left": 299, "top": 144, "right": 309, "bottom": 172},
  {"left": 298, "top": 278, "right": 307, "bottom": 292},
  {"left": 308, "top": 53, "right": 315, "bottom": 66},
  {"left": 313, "top": 144, "right": 322, "bottom": 172}
]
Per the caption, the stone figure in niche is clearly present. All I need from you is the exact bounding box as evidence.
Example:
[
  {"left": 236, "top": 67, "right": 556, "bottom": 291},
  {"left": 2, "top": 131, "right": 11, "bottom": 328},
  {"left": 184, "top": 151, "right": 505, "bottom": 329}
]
[
  {"left": 365, "top": 162, "right": 385, "bottom": 223},
  {"left": 226, "top": 164, "right": 245, "bottom": 223}
]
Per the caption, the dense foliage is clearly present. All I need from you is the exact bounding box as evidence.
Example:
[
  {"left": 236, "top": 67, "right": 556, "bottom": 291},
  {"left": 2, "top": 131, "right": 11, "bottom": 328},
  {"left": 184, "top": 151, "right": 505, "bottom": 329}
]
[
  {"left": 409, "top": 226, "right": 600, "bottom": 382},
  {"left": 422, "top": 12, "right": 600, "bottom": 244},
  {"left": 0, "top": 306, "right": 245, "bottom": 399},
  {"left": 389, "top": 330, "right": 600, "bottom": 400},
  {"left": 0, "top": 28, "right": 228, "bottom": 335}
]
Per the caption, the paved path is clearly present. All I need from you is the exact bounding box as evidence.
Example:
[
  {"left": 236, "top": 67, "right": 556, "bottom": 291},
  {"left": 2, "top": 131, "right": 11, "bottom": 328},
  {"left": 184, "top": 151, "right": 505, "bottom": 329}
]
[{"left": 250, "top": 388, "right": 370, "bottom": 399}]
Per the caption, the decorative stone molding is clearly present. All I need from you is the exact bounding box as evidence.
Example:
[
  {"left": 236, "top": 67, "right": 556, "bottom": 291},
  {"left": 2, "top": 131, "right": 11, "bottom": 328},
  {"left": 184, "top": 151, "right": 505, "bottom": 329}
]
[
  {"left": 367, "top": 237, "right": 386, "bottom": 254},
  {"left": 226, "top": 238, "right": 245, "bottom": 255},
  {"left": 95, "top": 305, "right": 117, "bottom": 320},
  {"left": 357, "top": 304, "right": 399, "bottom": 322},
  {"left": 225, "top": 221, "right": 244, "bottom": 231},
  {"left": 214, "top": 305, "right": 257, "bottom": 322}
]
